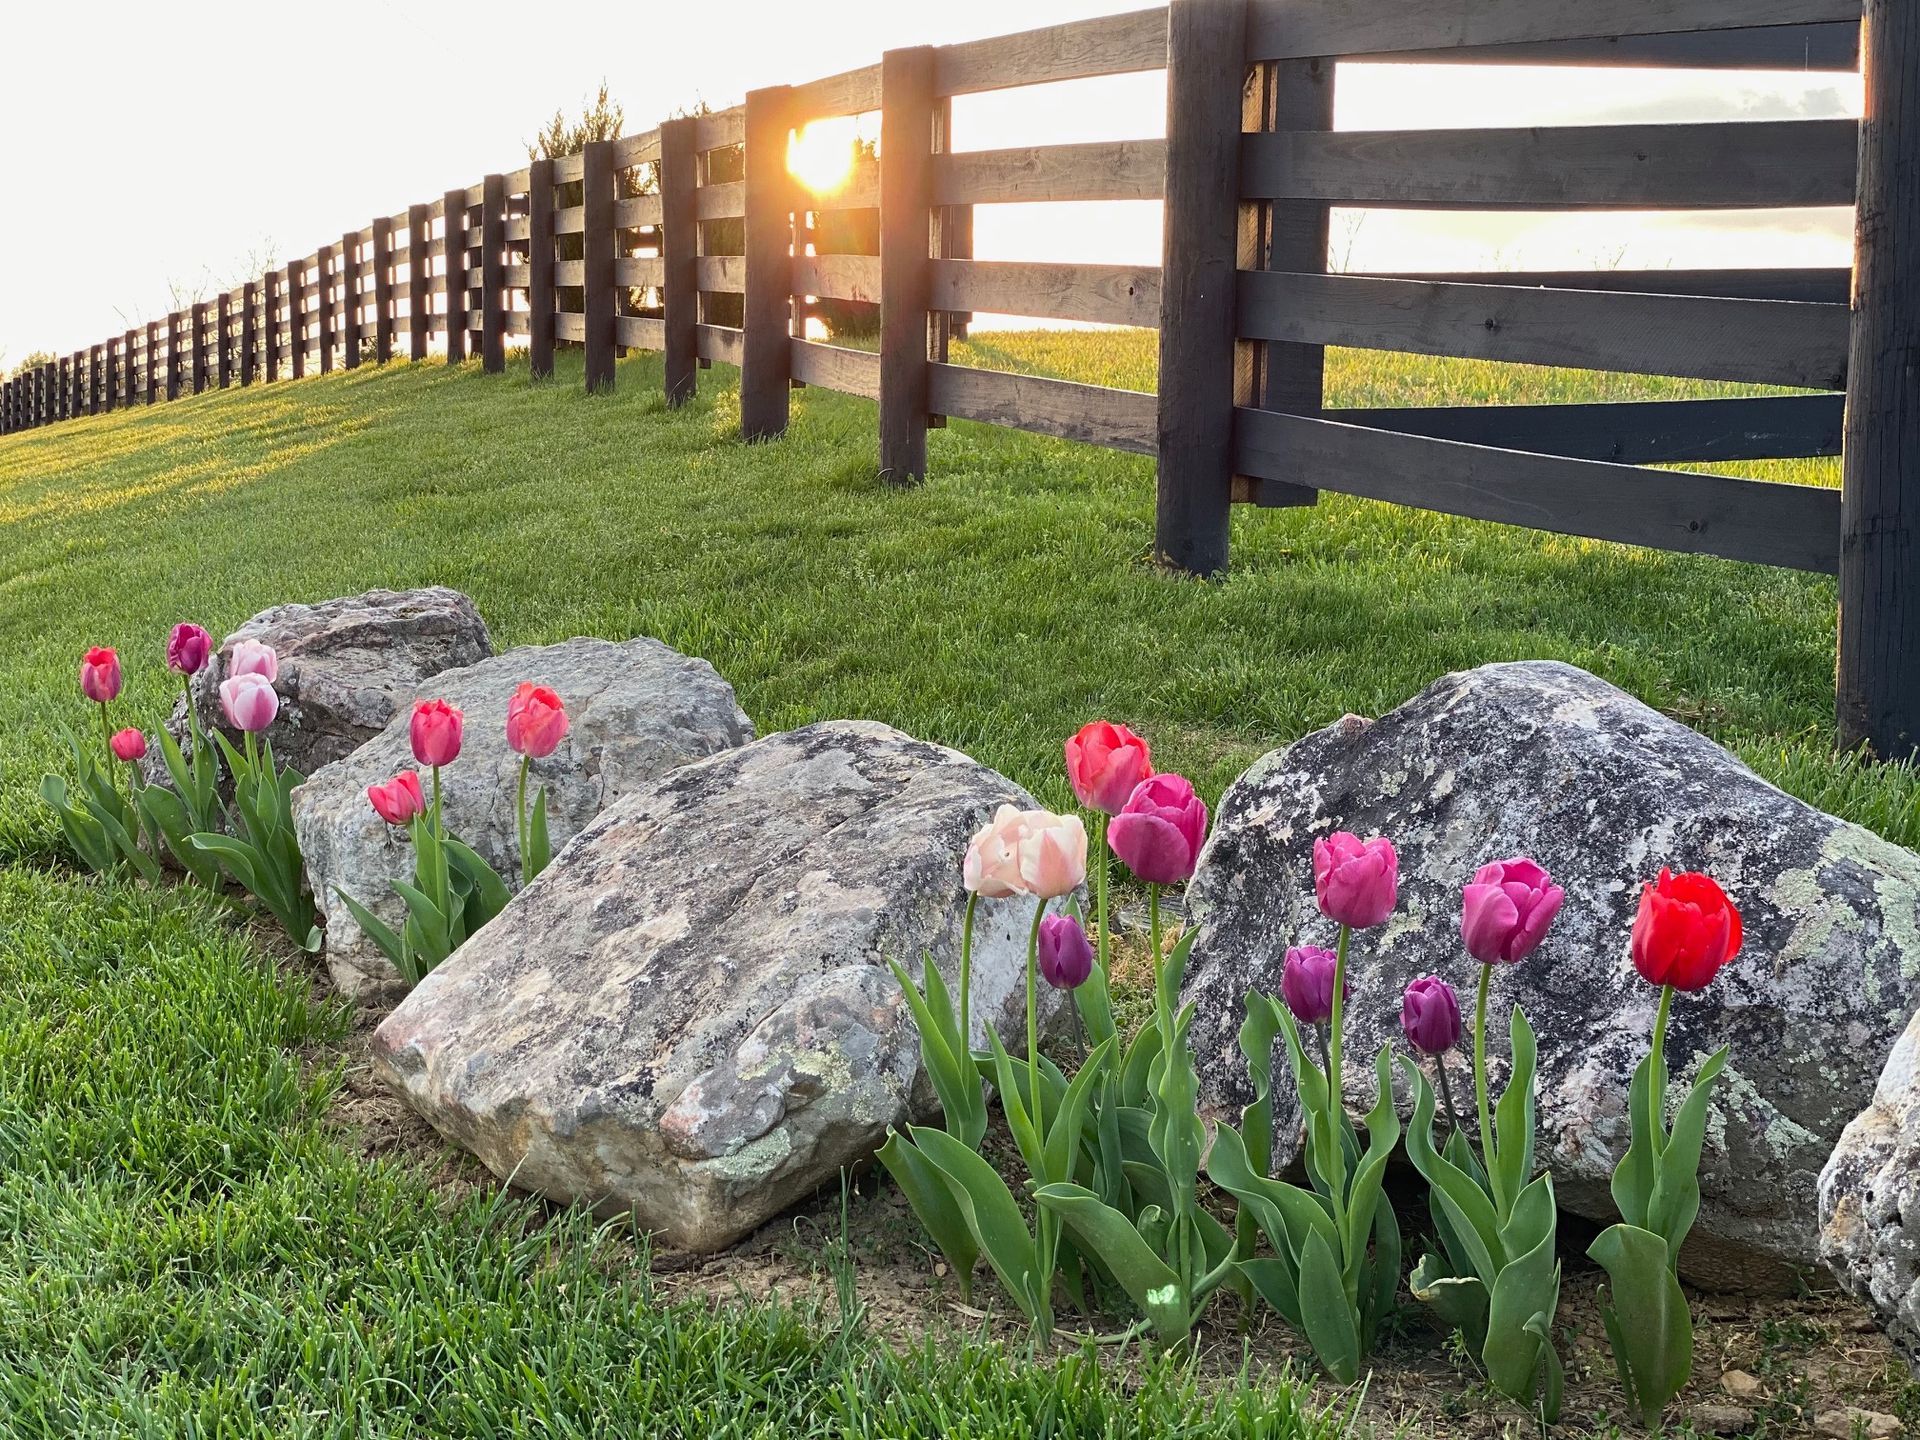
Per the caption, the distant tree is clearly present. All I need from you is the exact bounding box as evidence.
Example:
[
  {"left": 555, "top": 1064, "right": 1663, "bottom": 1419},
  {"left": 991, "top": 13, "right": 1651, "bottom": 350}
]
[
  {"left": 8, "top": 350, "right": 55, "bottom": 380},
  {"left": 528, "top": 84, "right": 661, "bottom": 326}
]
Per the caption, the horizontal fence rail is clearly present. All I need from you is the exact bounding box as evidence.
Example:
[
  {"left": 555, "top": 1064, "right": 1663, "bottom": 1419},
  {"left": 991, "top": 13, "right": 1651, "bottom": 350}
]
[{"left": 6, "top": 0, "right": 1917, "bottom": 757}]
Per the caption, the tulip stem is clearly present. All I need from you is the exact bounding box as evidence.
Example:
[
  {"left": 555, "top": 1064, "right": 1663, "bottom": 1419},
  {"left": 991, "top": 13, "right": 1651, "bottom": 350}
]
[
  {"left": 959, "top": 891, "right": 976, "bottom": 1052},
  {"left": 1315, "top": 1024, "right": 1332, "bottom": 1087},
  {"left": 1327, "top": 925, "right": 1349, "bottom": 1126},
  {"left": 1094, "top": 814, "right": 1110, "bottom": 973},
  {"left": 1649, "top": 984, "right": 1674, "bottom": 1149},
  {"left": 1474, "top": 962, "right": 1499, "bottom": 1211},
  {"left": 1435, "top": 1055, "right": 1465, "bottom": 1143},
  {"left": 1027, "top": 898, "right": 1047, "bottom": 1136},
  {"left": 516, "top": 756, "right": 530, "bottom": 887},
  {"left": 97, "top": 701, "right": 115, "bottom": 773}
]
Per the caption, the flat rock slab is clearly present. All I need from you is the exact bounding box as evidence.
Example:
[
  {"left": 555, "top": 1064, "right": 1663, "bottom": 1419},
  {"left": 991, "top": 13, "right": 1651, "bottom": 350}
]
[
  {"left": 1183, "top": 660, "right": 1920, "bottom": 1289},
  {"left": 295, "top": 635, "right": 753, "bottom": 997},
  {"left": 371, "top": 721, "right": 1068, "bottom": 1252}
]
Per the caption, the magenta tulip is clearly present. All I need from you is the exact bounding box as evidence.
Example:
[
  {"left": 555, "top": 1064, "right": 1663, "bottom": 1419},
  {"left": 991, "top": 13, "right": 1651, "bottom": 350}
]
[
  {"left": 228, "top": 639, "right": 279, "bottom": 683},
  {"left": 1462, "top": 856, "right": 1565, "bottom": 966},
  {"left": 1280, "top": 945, "right": 1347, "bottom": 1025},
  {"left": 1313, "top": 832, "right": 1398, "bottom": 929},
  {"left": 1108, "top": 774, "right": 1208, "bottom": 886},
  {"left": 220, "top": 672, "right": 279, "bottom": 733},
  {"left": 166, "top": 623, "right": 213, "bottom": 676},
  {"left": 80, "top": 647, "right": 122, "bottom": 704},
  {"left": 1037, "top": 913, "right": 1095, "bottom": 991},
  {"left": 110, "top": 727, "right": 148, "bottom": 763},
  {"left": 1401, "top": 975, "right": 1463, "bottom": 1055},
  {"left": 410, "top": 699, "right": 463, "bottom": 768}
]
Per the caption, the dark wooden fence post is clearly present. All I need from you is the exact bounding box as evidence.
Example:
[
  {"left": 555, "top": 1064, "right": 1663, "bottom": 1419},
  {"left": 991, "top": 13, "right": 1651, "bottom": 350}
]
[
  {"left": 145, "top": 322, "right": 159, "bottom": 403},
  {"left": 121, "top": 329, "right": 136, "bottom": 407},
  {"left": 481, "top": 174, "right": 506, "bottom": 373},
  {"left": 164, "top": 317, "right": 181, "bottom": 400},
  {"left": 342, "top": 231, "right": 363, "bottom": 368},
  {"left": 240, "top": 288, "right": 257, "bottom": 386},
  {"left": 92, "top": 344, "right": 105, "bottom": 414},
  {"left": 659, "top": 119, "right": 697, "bottom": 405},
  {"left": 191, "top": 303, "right": 209, "bottom": 393},
  {"left": 372, "top": 217, "right": 394, "bottom": 363},
  {"left": 1155, "top": 0, "right": 1251, "bottom": 577},
  {"left": 289, "top": 261, "right": 308, "bottom": 379},
  {"left": 527, "top": 159, "right": 556, "bottom": 380},
  {"left": 582, "top": 142, "right": 617, "bottom": 391},
  {"left": 217, "top": 292, "right": 233, "bottom": 387},
  {"left": 442, "top": 190, "right": 467, "bottom": 364},
  {"left": 741, "top": 85, "right": 794, "bottom": 437},
  {"left": 265, "top": 272, "right": 283, "bottom": 381},
  {"left": 317, "top": 245, "right": 336, "bottom": 374},
  {"left": 60, "top": 354, "right": 72, "bottom": 419},
  {"left": 407, "top": 205, "right": 431, "bottom": 360},
  {"left": 879, "top": 49, "right": 935, "bottom": 481},
  {"left": 1839, "top": 0, "right": 1920, "bottom": 756}
]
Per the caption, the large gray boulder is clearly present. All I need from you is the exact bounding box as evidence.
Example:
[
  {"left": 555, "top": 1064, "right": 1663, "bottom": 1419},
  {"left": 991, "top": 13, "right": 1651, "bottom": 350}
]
[
  {"left": 370, "top": 720, "right": 1072, "bottom": 1252},
  {"left": 1821, "top": 1012, "right": 1920, "bottom": 1362},
  {"left": 163, "top": 587, "right": 492, "bottom": 782},
  {"left": 294, "top": 635, "right": 753, "bottom": 998},
  {"left": 1182, "top": 660, "right": 1920, "bottom": 1289}
]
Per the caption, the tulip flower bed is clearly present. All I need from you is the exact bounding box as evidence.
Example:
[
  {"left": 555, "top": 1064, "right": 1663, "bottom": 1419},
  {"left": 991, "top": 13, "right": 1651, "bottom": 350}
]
[{"left": 5, "top": 338, "right": 1920, "bottom": 1435}]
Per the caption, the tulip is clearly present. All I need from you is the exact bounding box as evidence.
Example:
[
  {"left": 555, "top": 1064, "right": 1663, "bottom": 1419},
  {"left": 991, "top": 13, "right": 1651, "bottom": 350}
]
[
  {"left": 110, "top": 727, "right": 147, "bottom": 763},
  {"left": 228, "top": 639, "right": 279, "bottom": 683},
  {"left": 1280, "top": 945, "right": 1346, "bottom": 1026},
  {"left": 1462, "top": 856, "right": 1565, "bottom": 966},
  {"left": 1313, "top": 832, "right": 1398, "bottom": 930},
  {"left": 1631, "top": 868, "right": 1742, "bottom": 994},
  {"left": 410, "top": 699, "right": 463, "bottom": 769},
  {"left": 80, "top": 646, "right": 122, "bottom": 704},
  {"left": 1018, "top": 810, "right": 1088, "bottom": 900},
  {"left": 220, "top": 672, "right": 279, "bottom": 733},
  {"left": 1064, "top": 721, "right": 1153, "bottom": 816},
  {"left": 1037, "top": 913, "right": 1095, "bottom": 991},
  {"left": 1109, "top": 774, "right": 1208, "bottom": 887},
  {"left": 166, "top": 623, "right": 213, "bottom": 676},
  {"left": 506, "top": 682, "right": 570, "bottom": 759},
  {"left": 1401, "top": 975, "right": 1463, "bottom": 1055},
  {"left": 964, "top": 805, "right": 1029, "bottom": 899},
  {"left": 367, "top": 770, "right": 427, "bottom": 827}
]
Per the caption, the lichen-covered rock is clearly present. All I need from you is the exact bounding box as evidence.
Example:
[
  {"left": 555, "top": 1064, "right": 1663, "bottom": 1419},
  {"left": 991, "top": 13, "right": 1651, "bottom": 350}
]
[
  {"left": 1821, "top": 1012, "right": 1920, "bottom": 1362},
  {"left": 370, "top": 721, "right": 1069, "bottom": 1252},
  {"left": 160, "top": 587, "right": 492, "bottom": 783},
  {"left": 294, "top": 635, "right": 753, "bottom": 998},
  {"left": 1183, "top": 660, "right": 1920, "bottom": 1288}
]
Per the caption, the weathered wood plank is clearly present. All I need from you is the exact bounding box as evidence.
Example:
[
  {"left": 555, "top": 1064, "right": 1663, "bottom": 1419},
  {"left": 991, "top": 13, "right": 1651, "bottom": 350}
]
[
  {"left": 696, "top": 182, "right": 746, "bottom": 221},
  {"left": 615, "top": 195, "right": 663, "bottom": 228},
  {"left": 791, "top": 63, "right": 883, "bottom": 121},
  {"left": 1357, "top": 24, "right": 1859, "bottom": 69},
  {"left": 553, "top": 205, "right": 586, "bottom": 236},
  {"left": 1366, "top": 267, "right": 1852, "bottom": 304},
  {"left": 614, "top": 256, "right": 666, "bottom": 288},
  {"left": 1243, "top": 120, "right": 1859, "bottom": 209},
  {"left": 696, "top": 324, "right": 745, "bottom": 366},
  {"left": 790, "top": 339, "right": 883, "bottom": 399},
  {"left": 660, "top": 118, "right": 698, "bottom": 406},
  {"left": 554, "top": 312, "right": 585, "bottom": 342},
  {"left": 794, "top": 254, "right": 881, "bottom": 304},
  {"left": 695, "top": 254, "right": 745, "bottom": 293},
  {"left": 879, "top": 47, "right": 936, "bottom": 481},
  {"left": 934, "top": 7, "right": 1168, "bottom": 95},
  {"left": 1239, "top": 270, "right": 1851, "bottom": 389},
  {"left": 582, "top": 142, "right": 617, "bottom": 389},
  {"left": 241, "top": 285, "right": 258, "bottom": 384},
  {"left": 441, "top": 191, "right": 467, "bottom": 362},
  {"left": 552, "top": 152, "right": 585, "bottom": 183},
  {"left": 1236, "top": 406, "right": 1839, "bottom": 573},
  {"left": 613, "top": 316, "right": 667, "bottom": 349},
  {"left": 528, "top": 158, "right": 555, "bottom": 379},
  {"left": 481, "top": 173, "right": 506, "bottom": 372},
  {"left": 286, "top": 262, "right": 307, "bottom": 379},
  {"left": 741, "top": 85, "right": 796, "bottom": 438},
  {"left": 694, "top": 108, "right": 745, "bottom": 153},
  {"left": 929, "top": 259, "right": 1160, "bottom": 327},
  {"left": 931, "top": 140, "right": 1166, "bottom": 205},
  {"left": 407, "top": 204, "right": 432, "bottom": 360},
  {"left": 611, "top": 129, "right": 662, "bottom": 167},
  {"left": 930, "top": 363, "right": 1157, "bottom": 454},
  {"left": 372, "top": 216, "right": 394, "bottom": 363}
]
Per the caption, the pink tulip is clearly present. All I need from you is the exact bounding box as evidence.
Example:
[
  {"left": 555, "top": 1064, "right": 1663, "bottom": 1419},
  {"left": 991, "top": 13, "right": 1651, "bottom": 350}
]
[
  {"left": 110, "top": 727, "right": 148, "bottom": 763},
  {"left": 367, "top": 770, "right": 426, "bottom": 826},
  {"left": 506, "top": 683, "right": 570, "bottom": 759},
  {"left": 80, "top": 647, "right": 122, "bottom": 704},
  {"left": 1108, "top": 774, "right": 1208, "bottom": 886},
  {"left": 1037, "top": 913, "right": 1095, "bottom": 990},
  {"left": 166, "top": 623, "right": 213, "bottom": 676},
  {"left": 228, "top": 639, "right": 279, "bottom": 683},
  {"left": 1280, "top": 945, "right": 1346, "bottom": 1026},
  {"left": 410, "top": 699, "right": 463, "bottom": 768},
  {"left": 1401, "top": 975, "right": 1463, "bottom": 1055},
  {"left": 1064, "top": 720, "right": 1153, "bottom": 816},
  {"left": 1313, "top": 832, "right": 1398, "bottom": 929},
  {"left": 1018, "top": 810, "right": 1088, "bottom": 899},
  {"left": 220, "top": 672, "right": 279, "bottom": 732},
  {"left": 1461, "top": 856, "right": 1565, "bottom": 966},
  {"left": 963, "top": 805, "right": 1027, "bottom": 898}
]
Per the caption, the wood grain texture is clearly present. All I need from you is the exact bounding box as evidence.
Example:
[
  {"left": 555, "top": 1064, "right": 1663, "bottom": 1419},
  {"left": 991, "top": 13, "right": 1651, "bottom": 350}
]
[
  {"left": 372, "top": 217, "right": 394, "bottom": 363},
  {"left": 929, "top": 363, "right": 1157, "bottom": 453},
  {"left": 791, "top": 339, "right": 882, "bottom": 398},
  {"left": 697, "top": 324, "right": 745, "bottom": 366},
  {"left": 1238, "top": 270, "right": 1851, "bottom": 388},
  {"left": 694, "top": 108, "right": 746, "bottom": 153},
  {"left": 1356, "top": 24, "right": 1858, "bottom": 69},
  {"left": 441, "top": 192, "right": 466, "bottom": 362},
  {"left": 696, "top": 182, "right": 746, "bottom": 221},
  {"left": 741, "top": 85, "right": 796, "bottom": 439},
  {"left": 582, "top": 141, "right": 617, "bottom": 390},
  {"left": 879, "top": 47, "right": 936, "bottom": 481},
  {"left": 660, "top": 119, "right": 699, "bottom": 405},
  {"left": 407, "top": 204, "right": 432, "bottom": 361},
  {"left": 1242, "top": 120, "right": 1859, "bottom": 208},
  {"left": 528, "top": 158, "right": 555, "bottom": 379},
  {"left": 794, "top": 254, "right": 882, "bottom": 304},
  {"left": 611, "top": 129, "right": 662, "bottom": 167},
  {"left": 934, "top": 7, "right": 1167, "bottom": 95},
  {"left": 482, "top": 174, "right": 507, "bottom": 372},
  {"left": 1364, "top": 267, "right": 1851, "bottom": 303},
  {"left": 614, "top": 316, "right": 667, "bottom": 350},
  {"left": 1237, "top": 407, "right": 1839, "bottom": 573},
  {"left": 791, "top": 63, "right": 883, "bottom": 121},
  {"left": 615, "top": 195, "right": 664, "bottom": 228},
  {"left": 931, "top": 140, "right": 1166, "bottom": 204},
  {"left": 929, "top": 259, "right": 1159, "bottom": 326},
  {"left": 615, "top": 257, "right": 666, "bottom": 288},
  {"left": 696, "top": 255, "right": 745, "bottom": 293}
]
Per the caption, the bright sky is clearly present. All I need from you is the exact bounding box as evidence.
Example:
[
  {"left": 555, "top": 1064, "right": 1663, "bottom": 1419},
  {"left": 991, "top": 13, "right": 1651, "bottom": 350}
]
[{"left": 0, "top": 0, "right": 1863, "bottom": 365}]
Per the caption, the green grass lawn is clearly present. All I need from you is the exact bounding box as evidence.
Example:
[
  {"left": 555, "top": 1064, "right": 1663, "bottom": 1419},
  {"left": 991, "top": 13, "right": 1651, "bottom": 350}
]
[{"left": 0, "top": 332, "right": 1910, "bottom": 1434}]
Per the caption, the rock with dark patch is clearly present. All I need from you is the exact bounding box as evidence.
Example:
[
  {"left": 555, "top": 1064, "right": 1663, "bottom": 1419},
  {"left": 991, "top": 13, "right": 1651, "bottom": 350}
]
[
  {"left": 294, "top": 635, "right": 753, "bottom": 998},
  {"left": 158, "top": 587, "right": 492, "bottom": 784},
  {"left": 370, "top": 721, "right": 1071, "bottom": 1252},
  {"left": 1821, "top": 1010, "right": 1920, "bottom": 1362},
  {"left": 1183, "top": 660, "right": 1920, "bottom": 1289}
]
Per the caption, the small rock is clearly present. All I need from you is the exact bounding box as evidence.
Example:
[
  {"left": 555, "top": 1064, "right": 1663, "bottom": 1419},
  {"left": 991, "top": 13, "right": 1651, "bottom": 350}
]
[
  {"left": 1721, "top": 1370, "right": 1764, "bottom": 1402},
  {"left": 1692, "top": 1404, "right": 1754, "bottom": 1436},
  {"left": 1815, "top": 1409, "right": 1902, "bottom": 1440}
]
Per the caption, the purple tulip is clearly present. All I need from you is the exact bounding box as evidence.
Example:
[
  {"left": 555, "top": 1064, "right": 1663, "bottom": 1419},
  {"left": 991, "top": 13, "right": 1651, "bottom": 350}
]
[
  {"left": 1037, "top": 913, "right": 1095, "bottom": 991},
  {"left": 166, "top": 623, "right": 213, "bottom": 676},
  {"left": 1462, "top": 856, "right": 1565, "bottom": 966},
  {"left": 1280, "top": 945, "right": 1347, "bottom": 1025},
  {"left": 1313, "top": 831, "right": 1399, "bottom": 930},
  {"left": 1401, "top": 975, "right": 1463, "bottom": 1056},
  {"left": 1108, "top": 774, "right": 1209, "bottom": 886}
]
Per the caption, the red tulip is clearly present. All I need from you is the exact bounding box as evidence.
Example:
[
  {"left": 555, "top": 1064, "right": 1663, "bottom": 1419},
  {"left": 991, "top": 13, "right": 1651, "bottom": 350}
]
[
  {"left": 1108, "top": 774, "right": 1208, "bottom": 886},
  {"left": 506, "top": 683, "right": 570, "bottom": 759},
  {"left": 1631, "top": 868, "right": 1742, "bottom": 993},
  {"left": 166, "top": 623, "right": 213, "bottom": 676},
  {"left": 80, "top": 647, "right": 122, "bottom": 704},
  {"left": 110, "top": 727, "right": 147, "bottom": 762},
  {"left": 410, "top": 699, "right": 463, "bottom": 768},
  {"left": 367, "top": 770, "right": 426, "bottom": 827},
  {"left": 1313, "top": 832, "right": 1398, "bottom": 930},
  {"left": 1064, "top": 721, "right": 1153, "bottom": 816}
]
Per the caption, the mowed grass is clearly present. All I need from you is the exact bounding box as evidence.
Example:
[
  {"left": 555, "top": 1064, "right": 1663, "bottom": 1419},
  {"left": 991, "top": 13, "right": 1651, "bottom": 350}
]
[{"left": 0, "top": 331, "right": 1912, "bottom": 1433}]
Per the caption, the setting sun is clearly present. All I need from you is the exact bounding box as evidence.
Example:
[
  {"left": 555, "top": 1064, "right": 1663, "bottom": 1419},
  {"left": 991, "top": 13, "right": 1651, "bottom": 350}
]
[{"left": 786, "top": 120, "right": 858, "bottom": 195}]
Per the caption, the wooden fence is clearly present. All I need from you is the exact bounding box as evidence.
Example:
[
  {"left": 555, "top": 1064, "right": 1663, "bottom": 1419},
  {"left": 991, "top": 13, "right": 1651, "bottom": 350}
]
[{"left": 3, "top": 1, "right": 1917, "bottom": 756}]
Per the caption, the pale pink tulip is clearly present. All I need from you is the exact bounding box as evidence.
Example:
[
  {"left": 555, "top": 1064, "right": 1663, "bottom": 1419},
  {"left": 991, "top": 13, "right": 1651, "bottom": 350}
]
[
  {"left": 220, "top": 672, "right": 279, "bottom": 732},
  {"left": 963, "top": 805, "right": 1028, "bottom": 898},
  {"left": 228, "top": 640, "right": 279, "bottom": 683}
]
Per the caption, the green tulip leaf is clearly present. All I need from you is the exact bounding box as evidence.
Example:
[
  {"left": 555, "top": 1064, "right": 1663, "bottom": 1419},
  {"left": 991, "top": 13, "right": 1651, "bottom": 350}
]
[
  {"left": 877, "top": 1129, "right": 979, "bottom": 1303},
  {"left": 1647, "top": 1046, "right": 1729, "bottom": 1265},
  {"left": 334, "top": 886, "right": 410, "bottom": 973},
  {"left": 1492, "top": 1004, "right": 1540, "bottom": 1216},
  {"left": 1398, "top": 1055, "right": 1503, "bottom": 1285},
  {"left": 1613, "top": 1045, "right": 1659, "bottom": 1229},
  {"left": 1044, "top": 1038, "right": 1113, "bottom": 1185},
  {"left": 1410, "top": 1251, "right": 1489, "bottom": 1352},
  {"left": 1589, "top": 1221, "right": 1691, "bottom": 1428},
  {"left": 913, "top": 1126, "right": 1045, "bottom": 1325},
  {"left": 1035, "top": 1182, "right": 1188, "bottom": 1343},
  {"left": 1482, "top": 1175, "right": 1563, "bottom": 1421},
  {"left": 984, "top": 1031, "right": 1047, "bottom": 1183},
  {"left": 1297, "top": 1225, "right": 1361, "bottom": 1385},
  {"left": 885, "top": 955, "right": 986, "bottom": 1149},
  {"left": 1240, "top": 1256, "right": 1305, "bottom": 1329}
]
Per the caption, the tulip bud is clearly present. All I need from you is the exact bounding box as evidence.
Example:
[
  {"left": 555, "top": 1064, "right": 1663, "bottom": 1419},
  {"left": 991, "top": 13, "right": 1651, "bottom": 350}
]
[
  {"left": 1313, "top": 832, "right": 1398, "bottom": 929},
  {"left": 410, "top": 698, "right": 463, "bottom": 768},
  {"left": 1280, "top": 945, "right": 1346, "bottom": 1025},
  {"left": 1108, "top": 774, "right": 1209, "bottom": 886},
  {"left": 220, "top": 672, "right": 279, "bottom": 733},
  {"left": 1037, "top": 914, "right": 1095, "bottom": 991},
  {"left": 228, "top": 639, "right": 279, "bottom": 683},
  {"left": 367, "top": 770, "right": 427, "bottom": 827},
  {"left": 80, "top": 647, "right": 122, "bottom": 704},
  {"left": 1401, "top": 975, "right": 1463, "bottom": 1055},
  {"left": 166, "top": 623, "right": 213, "bottom": 677},
  {"left": 110, "top": 727, "right": 148, "bottom": 763},
  {"left": 1461, "top": 856, "right": 1565, "bottom": 966},
  {"left": 1064, "top": 720, "right": 1153, "bottom": 816},
  {"left": 506, "top": 682, "right": 570, "bottom": 759},
  {"left": 1631, "top": 868, "right": 1742, "bottom": 993}
]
